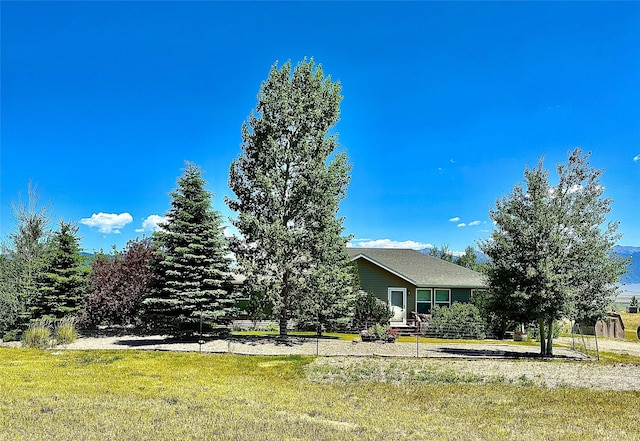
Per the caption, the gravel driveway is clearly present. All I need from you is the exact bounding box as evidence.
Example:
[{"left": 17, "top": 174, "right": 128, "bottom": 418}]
[{"left": 57, "top": 335, "right": 589, "bottom": 359}]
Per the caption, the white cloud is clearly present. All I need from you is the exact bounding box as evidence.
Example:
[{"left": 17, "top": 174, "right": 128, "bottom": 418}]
[
  {"left": 135, "top": 214, "right": 167, "bottom": 233},
  {"left": 449, "top": 217, "right": 460, "bottom": 222},
  {"left": 634, "top": 154, "right": 640, "bottom": 162},
  {"left": 80, "top": 212, "right": 133, "bottom": 234},
  {"left": 457, "top": 220, "right": 482, "bottom": 228},
  {"left": 348, "top": 238, "right": 432, "bottom": 250}
]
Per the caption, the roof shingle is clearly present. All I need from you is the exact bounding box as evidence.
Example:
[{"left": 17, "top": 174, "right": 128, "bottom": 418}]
[{"left": 347, "top": 248, "right": 486, "bottom": 288}]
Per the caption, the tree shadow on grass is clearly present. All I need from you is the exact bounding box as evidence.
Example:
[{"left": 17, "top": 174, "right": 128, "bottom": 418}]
[
  {"left": 228, "top": 333, "right": 341, "bottom": 347},
  {"left": 435, "top": 347, "right": 584, "bottom": 360},
  {"left": 114, "top": 337, "right": 168, "bottom": 347},
  {"left": 228, "top": 335, "right": 308, "bottom": 347}
]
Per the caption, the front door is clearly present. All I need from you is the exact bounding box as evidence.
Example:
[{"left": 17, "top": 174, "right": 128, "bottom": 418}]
[{"left": 388, "top": 288, "right": 406, "bottom": 324}]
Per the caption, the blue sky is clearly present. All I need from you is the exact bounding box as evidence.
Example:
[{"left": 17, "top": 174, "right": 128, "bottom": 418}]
[{"left": 2, "top": 1, "right": 639, "bottom": 254}]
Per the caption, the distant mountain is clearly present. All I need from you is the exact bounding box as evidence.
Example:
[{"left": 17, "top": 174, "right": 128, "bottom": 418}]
[
  {"left": 419, "top": 245, "right": 640, "bottom": 283},
  {"left": 613, "top": 245, "right": 640, "bottom": 284}
]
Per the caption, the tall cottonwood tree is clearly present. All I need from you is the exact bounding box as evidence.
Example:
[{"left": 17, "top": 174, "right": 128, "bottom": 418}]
[
  {"left": 227, "top": 59, "right": 353, "bottom": 336},
  {"left": 143, "top": 163, "right": 234, "bottom": 334},
  {"left": 479, "top": 149, "right": 627, "bottom": 355},
  {"left": 34, "top": 220, "right": 88, "bottom": 319}
]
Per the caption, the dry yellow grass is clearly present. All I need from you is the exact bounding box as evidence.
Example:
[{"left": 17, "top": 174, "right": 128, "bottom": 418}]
[
  {"left": 620, "top": 310, "right": 640, "bottom": 340},
  {"left": 1, "top": 348, "right": 639, "bottom": 440}
]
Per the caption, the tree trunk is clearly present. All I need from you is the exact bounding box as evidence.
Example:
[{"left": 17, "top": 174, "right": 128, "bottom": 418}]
[
  {"left": 279, "top": 271, "right": 289, "bottom": 337},
  {"left": 279, "top": 313, "right": 288, "bottom": 337},
  {"left": 539, "top": 318, "right": 546, "bottom": 355},
  {"left": 546, "top": 318, "right": 554, "bottom": 356}
]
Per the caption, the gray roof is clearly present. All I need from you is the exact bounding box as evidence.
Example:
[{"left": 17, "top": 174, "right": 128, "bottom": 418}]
[{"left": 347, "top": 248, "right": 486, "bottom": 288}]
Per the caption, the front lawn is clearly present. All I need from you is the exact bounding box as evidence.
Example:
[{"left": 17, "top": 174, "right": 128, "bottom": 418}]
[{"left": 1, "top": 348, "right": 639, "bottom": 440}]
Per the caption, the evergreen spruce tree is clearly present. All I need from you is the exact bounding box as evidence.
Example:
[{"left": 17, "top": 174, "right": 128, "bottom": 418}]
[
  {"left": 227, "top": 59, "right": 354, "bottom": 336},
  {"left": 143, "top": 163, "right": 234, "bottom": 334},
  {"left": 34, "top": 220, "right": 88, "bottom": 319}
]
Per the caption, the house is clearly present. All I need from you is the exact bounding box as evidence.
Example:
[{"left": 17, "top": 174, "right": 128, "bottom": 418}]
[{"left": 347, "top": 248, "right": 486, "bottom": 326}]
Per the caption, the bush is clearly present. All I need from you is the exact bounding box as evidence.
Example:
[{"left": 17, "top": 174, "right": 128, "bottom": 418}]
[
  {"left": 2, "top": 329, "right": 20, "bottom": 342},
  {"left": 422, "top": 303, "right": 486, "bottom": 339},
  {"left": 54, "top": 317, "right": 77, "bottom": 346},
  {"left": 22, "top": 318, "right": 52, "bottom": 349},
  {"left": 352, "top": 290, "right": 393, "bottom": 330},
  {"left": 0, "top": 290, "right": 23, "bottom": 334},
  {"left": 362, "top": 324, "right": 398, "bottom": 342}
]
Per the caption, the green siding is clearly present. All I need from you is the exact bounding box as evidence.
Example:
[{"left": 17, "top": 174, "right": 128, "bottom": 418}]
[
  {"left": 356, "top": 258, "right": 413, "bottom": 303},
  {"left": 355, "top": 258, "right": 474, "bottom": 316},
  {"left": 451, "top": 288, "right": 472, "bottom": 303}
]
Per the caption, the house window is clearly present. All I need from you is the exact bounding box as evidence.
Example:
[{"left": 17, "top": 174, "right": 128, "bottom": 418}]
[
  {"left": 434, "top": 289, "right": 451, "bottom": 308},
  {"left": 416, "top": 288, "right": 432, "bottom": 314}
]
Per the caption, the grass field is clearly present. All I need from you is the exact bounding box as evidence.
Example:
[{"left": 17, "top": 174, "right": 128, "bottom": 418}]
[
  {"left": 1, "top": 348, "right": 640, "bottom": 440},
  {"left": 620, "top": 310, "right": 640, "bottom": 340}
]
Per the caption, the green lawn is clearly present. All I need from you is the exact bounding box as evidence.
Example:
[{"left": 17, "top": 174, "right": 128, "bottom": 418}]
[{"left": 1, "top": 348, "right": 639, "bottom": 440}]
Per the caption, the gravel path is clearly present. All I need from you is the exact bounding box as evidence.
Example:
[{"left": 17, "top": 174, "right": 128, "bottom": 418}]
[{"left": 54, "top": 335, "right": 589, "bottom": 359}]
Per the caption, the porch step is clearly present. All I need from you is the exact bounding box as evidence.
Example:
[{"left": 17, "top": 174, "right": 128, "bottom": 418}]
[{"left": 390, "top": 324, "right": 419, "bottom": 336}]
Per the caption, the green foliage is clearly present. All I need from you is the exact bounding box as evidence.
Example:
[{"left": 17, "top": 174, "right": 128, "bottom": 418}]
[
  {"left": 0, "top": 182, "right": 51, "bottom": 329},
  {"left": 262, "top": 321, "right": 279, "bottom": 332},
  {"left": 143, "top": 163, "right": 235, "bottom": 335},
  {"left": 428, "top": 244, "right": 454, "bottom": 262},
  {"left": 422, "top": 303, "right": 486, "bottom": 339},
  {"left": 227, "top": 58, "right": 353, "bottom": 336},
  {"left": 352, "top": 290, "right": 393, "bottom": 330},
  {"left": 0, "top": 260, "right": 23, "bottom": 333},
  {"left": 429, "top": 245, "right": 484, "bottom": 272},
  {"left": 455, "top": 246, "right": 482, "bottom": 271},
  {"left": 244, "top": 288, "right": 272, "bottom": 328},
  {"left": 471, "top": 289, "right": 514, "bottom": 339},
  {"left": 479, "top": 149, "right": 627, "bottom": 354},
  {"left": 33, "top": 220, "right": 88, "bottom": 319},
  {"left": 365, "top": 323, "right": 398, "bottom": 342},
  {"left": 630, "top": 296, "right": 638, "bottom": 307},
  {"left": 2, "top": 329, "right": 20, "bottom": 342},
  {"left": 54, "top": 316, "right": 77, "bottom": 345},
  {"left": 21, "top": 318, "right": 52, "bottom": 349}
]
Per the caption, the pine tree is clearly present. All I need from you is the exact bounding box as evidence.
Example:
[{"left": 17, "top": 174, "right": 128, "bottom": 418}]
[
  {"left": 34, "top": 220, "right": 88, "bottom": 319},
  {"left": 226, "top": 58, "right": 354, "bottom": 336},
  {"left": 143, "top": 163, "right": 234, "bottom": 334}
]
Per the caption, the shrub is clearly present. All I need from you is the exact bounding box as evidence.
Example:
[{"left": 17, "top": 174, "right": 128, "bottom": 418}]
[
  {"left": 22, "top": 318, "right": 52, "bottom": 349},
  {"left": 54, "top": 317, "right": 77, "bottom": 346},
  {"left": 422, "top": 303, "right": 486, "bottom": 339},
  {"left": 352, "top": 290, "right": 393, "bottom": 330},
  {"left": 363, "top": 324, "right": 398, "bottom": 342},
  {"left": 260, "top": 321, "right": 279, "bottom": 332},
  {"left": 2, "top": 329, "right": 20, "bottom": 342},
  {"left": 0, "top": 290, "right": 23, "bottom": 335}
]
